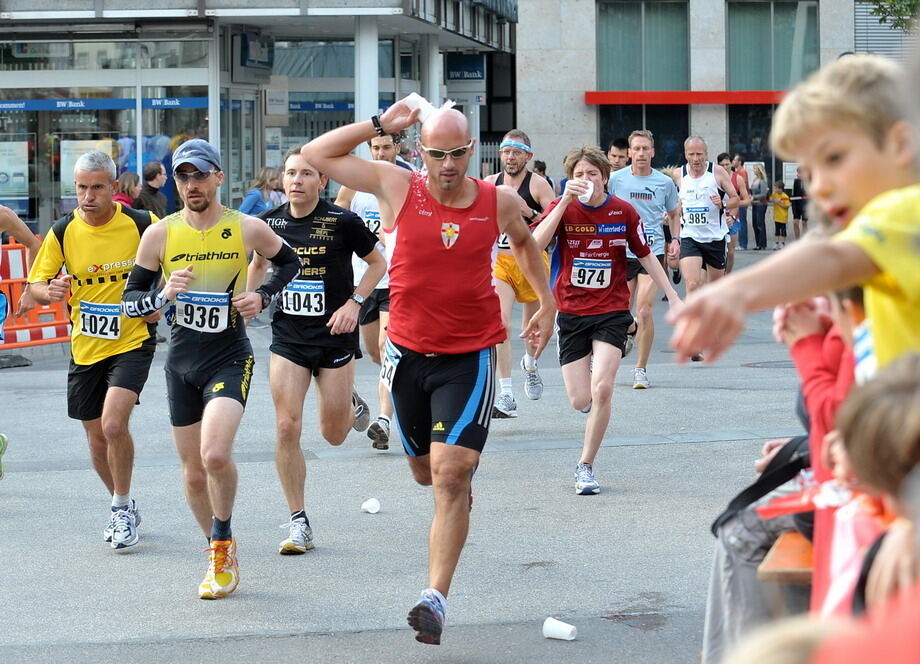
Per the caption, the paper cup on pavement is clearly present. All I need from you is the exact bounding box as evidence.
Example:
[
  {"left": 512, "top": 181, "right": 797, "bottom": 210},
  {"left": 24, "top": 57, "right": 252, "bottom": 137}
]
[
  {"left": 360, "top": 498, "right": 381, "bottom": 514},
  {"left": 543, "top": 617, "right": 577, "bottom": 640}
]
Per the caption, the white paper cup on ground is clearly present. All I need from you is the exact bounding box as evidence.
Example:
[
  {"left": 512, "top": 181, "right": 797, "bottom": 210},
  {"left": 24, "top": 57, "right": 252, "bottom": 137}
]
[
  {"left": 543, "top": 617, "right": 577, "bottom": 640},
  {"left": 360, "top": 498, "right": 381, "bottom": 514}
]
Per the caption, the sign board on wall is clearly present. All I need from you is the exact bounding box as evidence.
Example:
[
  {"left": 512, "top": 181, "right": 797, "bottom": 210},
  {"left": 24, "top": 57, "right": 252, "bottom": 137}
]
[
  {"left": 61, "top": 139, "right": 114, "bottom": 198},
  {"left": 782, "top": 162, "right": 799, "bottom": 189},
  {"left": 264, "top": 127, "right": 282, "bottom": 168},
  {"left": 445, "top": 54, "right": 485, "bottom": 82},
  {"left": 0, "top": 141, "right": 29, "bottom": 215}
]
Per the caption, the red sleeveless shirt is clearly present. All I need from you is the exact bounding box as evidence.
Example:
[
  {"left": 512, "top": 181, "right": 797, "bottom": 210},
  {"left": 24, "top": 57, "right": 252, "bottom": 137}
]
[{"left": 385, "top": 172, "right": 505, "bottom": 354}]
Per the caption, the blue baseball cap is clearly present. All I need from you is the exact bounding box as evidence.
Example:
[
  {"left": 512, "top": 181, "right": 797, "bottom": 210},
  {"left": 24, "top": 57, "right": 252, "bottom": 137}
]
[{"left": 172, "top": 139, "right": 222, "bottom": 173}]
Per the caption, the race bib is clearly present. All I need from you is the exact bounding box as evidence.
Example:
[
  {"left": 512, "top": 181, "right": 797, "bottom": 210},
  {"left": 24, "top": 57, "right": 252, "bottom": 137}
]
[
  {"left": 380, "top": 338, "right": 403, "bottom": 392},
  {"left": 571, "top": 258, "right": 611, "bottom": 289},
  {"left": 684, "top": 206, "right": 709, "bottom": 225},
  {"left": 175, "top": 291, "right": 229, "bottom": 333},
  {"left": 497, "top": 232, "right": 511, "bottom": 250},
  {"left": 79, "top": 301, "right": 121, "bottom": 340},
  {"left": 363, "top": 210, "right": 382, "bottom": 235},
  {"left": 280, "top": 280, "right": 325, "bottom": 316}
]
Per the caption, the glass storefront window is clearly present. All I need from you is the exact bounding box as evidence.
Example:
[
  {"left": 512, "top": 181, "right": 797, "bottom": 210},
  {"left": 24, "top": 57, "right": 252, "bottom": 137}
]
[
  {"left": 273, "top": 40, "right": 395, "bottom": 78},
  {"left": 599, "top": 105, "right": 689, "bottom": 168},
  {"left": 728, "top": 1, "right": 819, "bottom": 90},
  {"left": 597, "top": 1, "right": 688, "bottom": 91},
  {"left": 0, "top": 42, "right": 138, "bottom": 71},
  {"left": 728, "top": 104, "right": 780, "bottom": 181},
  {"left": 139, "top": 41, "right": 209, "bottom": 69}
]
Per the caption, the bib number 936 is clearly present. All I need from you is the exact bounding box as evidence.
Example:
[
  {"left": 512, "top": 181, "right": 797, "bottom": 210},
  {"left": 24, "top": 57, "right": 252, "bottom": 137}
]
[{"left": 175, "top": 291, "right": 230, "bottom": 333}]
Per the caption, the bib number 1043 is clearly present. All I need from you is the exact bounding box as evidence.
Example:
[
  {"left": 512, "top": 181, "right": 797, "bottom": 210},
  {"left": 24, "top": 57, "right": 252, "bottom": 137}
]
[
  {"left": 175, "top": 291, "right": 230, "bottom": 333},
  {"left": 571, "top": 258, "right": 611, "bottom": 289},
  {"left": 280, "top": 280, "right": 325, "bottom": 316}
]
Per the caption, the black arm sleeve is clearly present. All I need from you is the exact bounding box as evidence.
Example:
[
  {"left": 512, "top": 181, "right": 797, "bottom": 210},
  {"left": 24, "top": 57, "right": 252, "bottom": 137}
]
[
  {"left": 122, "top": 264, "right": 166, "bottom": 318},
  {"left": 255, "top": 241, "right": 300, "bottom": 300}
]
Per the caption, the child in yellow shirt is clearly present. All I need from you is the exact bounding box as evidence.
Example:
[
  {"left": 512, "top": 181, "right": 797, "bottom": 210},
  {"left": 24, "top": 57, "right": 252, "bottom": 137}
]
[{"left": 771, "top": 181, "right": 791, "bottom": 249}]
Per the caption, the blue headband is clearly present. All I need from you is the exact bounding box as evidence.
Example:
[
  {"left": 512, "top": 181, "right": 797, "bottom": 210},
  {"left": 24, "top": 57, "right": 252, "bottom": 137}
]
[{"left": 500, "top": 139, "right": 532, "bottom": 153}]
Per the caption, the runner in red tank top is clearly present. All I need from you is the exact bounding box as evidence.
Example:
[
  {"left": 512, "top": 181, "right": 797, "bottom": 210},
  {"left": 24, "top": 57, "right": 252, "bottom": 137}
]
[
  {"left": 301, "top": 97, "right": 555, "bottom": 646},
  {"left": 532, "top": 145, "right": 681, "bottom": 496}
]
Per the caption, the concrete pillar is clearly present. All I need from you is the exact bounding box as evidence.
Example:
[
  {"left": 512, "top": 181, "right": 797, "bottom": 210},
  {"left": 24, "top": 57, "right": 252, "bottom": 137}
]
[
  {"left": 420, "top": 34, "right": 441, "bottom": 105},
  {"left": 464, "top": 104, "right": 481, "bottom": 178},
  {"left": 354, "top": 15, "right": 379, "bottom": 159},
  {"left": 819, "top": 0, "right": 854, "bottom": 66},
  {"left": 689, "top": 0, "right": 727, "bottom": 152},
  {"left": 516, "top": 0, "right": 597, "bottom": 184}
]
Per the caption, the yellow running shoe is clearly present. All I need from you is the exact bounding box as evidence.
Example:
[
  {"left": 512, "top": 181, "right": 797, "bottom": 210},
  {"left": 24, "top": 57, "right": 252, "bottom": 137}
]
[{"left": 198, "top": 539, "right": 239, "bottom": 599}]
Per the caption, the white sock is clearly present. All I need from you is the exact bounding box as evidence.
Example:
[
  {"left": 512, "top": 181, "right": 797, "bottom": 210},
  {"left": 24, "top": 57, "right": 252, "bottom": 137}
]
[
  {"left": 522, "top": 353, "right": 536, "bottom": 370},
  {"left": 423, "top": 588, "right": 447, "bottom": 613},
  {"left": 112, "top": 494, "right": 130, "bottom": 510},
  {"left": 500, "top": 378, "right": 513, "bottom": 395},
  {"left": 378, "top": 414, "right": 390, "bottom": 424}
]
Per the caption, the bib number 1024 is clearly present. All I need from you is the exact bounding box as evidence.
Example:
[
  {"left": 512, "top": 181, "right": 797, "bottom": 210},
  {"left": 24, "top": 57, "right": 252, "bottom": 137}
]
[
  {"left": 175, "top": 291, "right": 230, "bottom": 333},
  {"left": 79, "top": 301, "right": 121, "bottom": 340}
]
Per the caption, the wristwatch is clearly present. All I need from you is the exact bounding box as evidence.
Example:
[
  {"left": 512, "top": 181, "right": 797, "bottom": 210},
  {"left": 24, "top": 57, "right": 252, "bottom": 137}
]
[
  {"left": 256, "top": 288, "right": 272, "bottom": 311},
  {"left": 349, "top": 293, "right": 365, "bottom": 306}
]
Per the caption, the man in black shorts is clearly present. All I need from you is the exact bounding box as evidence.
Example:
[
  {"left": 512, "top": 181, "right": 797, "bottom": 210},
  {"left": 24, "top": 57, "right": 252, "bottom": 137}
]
[
  {"left": 123, "top": 139, "right": 300, "bottom": 598},
  {"left": 28, "top": 150, "right": 159, "bottom": 550},
  {"left": 249, "top": 146, "right": 384, "bottom": 554}
]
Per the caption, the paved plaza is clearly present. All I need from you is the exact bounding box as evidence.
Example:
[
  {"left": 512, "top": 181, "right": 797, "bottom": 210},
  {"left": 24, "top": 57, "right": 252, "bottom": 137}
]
[{"left": 0, "top": 252, "right": 800, "bottom": 663}]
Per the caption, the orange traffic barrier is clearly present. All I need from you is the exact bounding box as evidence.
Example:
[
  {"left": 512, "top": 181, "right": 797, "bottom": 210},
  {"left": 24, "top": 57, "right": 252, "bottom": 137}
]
[{"left": 0, "top": 237, "right": 71, "bottom": 350}]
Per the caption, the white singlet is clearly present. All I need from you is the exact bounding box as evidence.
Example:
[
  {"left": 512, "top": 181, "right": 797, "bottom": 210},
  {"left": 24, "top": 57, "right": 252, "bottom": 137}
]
[
  {"left": 679, "top": 162, "right": 726, "bottom": 243},
  {"left": 350, "top": 190, "right": 389, "bottom": 289}
]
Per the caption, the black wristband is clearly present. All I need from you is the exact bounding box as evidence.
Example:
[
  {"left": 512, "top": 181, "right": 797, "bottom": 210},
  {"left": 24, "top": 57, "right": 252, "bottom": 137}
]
[{"left": 371, "top": 115, "right": 386, "bottom": 137}]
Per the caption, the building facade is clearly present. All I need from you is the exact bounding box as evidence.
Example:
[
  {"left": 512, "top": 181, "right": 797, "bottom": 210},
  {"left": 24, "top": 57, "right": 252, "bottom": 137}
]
[
  {"left": 0, "top": 0, "right": 516, "bottom": 232},
  {"left": 517, "top": 0, "right": 911, "bottom": 183}
]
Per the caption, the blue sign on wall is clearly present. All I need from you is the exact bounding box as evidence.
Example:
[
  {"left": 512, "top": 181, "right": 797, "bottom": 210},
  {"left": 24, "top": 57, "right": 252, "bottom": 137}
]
[
  {"left": 0, "top": 97, "right": 209, "bottom": 111},
  {"left": 446, "top": 54, "right": 486, "bottom": 81}
]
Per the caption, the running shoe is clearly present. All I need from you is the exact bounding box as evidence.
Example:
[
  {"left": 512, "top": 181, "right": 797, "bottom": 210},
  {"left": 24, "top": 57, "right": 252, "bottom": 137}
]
[
  {"left": 111, "top": 506, "right": 139, "bottom": 550},
  {"left": 691, "top": 353, "right": 704, "bottom": 362},
  {"left": 574, "top": 462, "right": 601, "bottom": 495},
  {"left": 633, "top": 367, "right": 650, "bottom": 389},
  {"left": 199, "top": 538, "right": 239, "bottom": 599},
  {"left": 368, "top": 417, "right": 390, "bottom": 450},
  {"left": 352, "top": 388, "right": 370, "bottom": 432},
  {"left": 407, "top": 590, "right": 446, "bottom": 645},
  {"left": 0, "top": 433, "right": 7, "bottom": 480},
  {"left": 279, "top": 517, "right": 314, "bottom": 555},
  {"left": 671, "top": 269, "right": 682, "bottom": 285},
  {"left": 520, "top": 357, "right": 543, "bottom": 400},
  {"left": 104, "top": 499, "right": 141, "bottom": 543},
  {"left": 491, "top": 393, "right": 518, "bottom": 419},
  {"left": 623, "top": 322, "right": 637, "bottom": 359}
]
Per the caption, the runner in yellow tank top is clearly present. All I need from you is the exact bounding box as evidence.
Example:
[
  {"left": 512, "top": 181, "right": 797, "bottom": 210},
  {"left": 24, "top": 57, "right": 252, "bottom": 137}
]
[{"left": 122, "top": 139, "right": 301, "bottom": 599}]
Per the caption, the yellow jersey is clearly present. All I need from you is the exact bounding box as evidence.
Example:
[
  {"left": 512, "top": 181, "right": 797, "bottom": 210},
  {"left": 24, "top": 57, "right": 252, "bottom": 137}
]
[
  {"left": 28, "top": 204, "right": 157, "bottom": 365},
  {"left": 162, "top": 207, "right": 248, "bottom": 338},
  {"left": 835, "top": 183, "right": 920, "bottom": 369},
  {"left": 771, "top": 192, "right": 790, "bottom": 223}
]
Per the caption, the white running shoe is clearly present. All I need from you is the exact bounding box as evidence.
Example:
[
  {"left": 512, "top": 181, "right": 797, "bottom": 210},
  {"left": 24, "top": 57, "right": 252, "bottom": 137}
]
[
  {"left": 492, "top": 393, "right": 518, "bottom": 418},
  {"left": 574, "top": 462, "right": 601, "bottom": 495},
  {"left": 368, "top": 417, "right": 390, "bottom": 450},
  {"left": 279, "top": 517, "right": 314, "bottom": 555},
  {"left": 104, "top": 499, "right": 140, "bottom": 543},
  {"left": 111, "top": 507, "right": 139, "bottom": 550},
  {"left": 352, "top": 388, "right": 370, "bottom": 432},
  {"left": 633, "top": 367, "right": 650, "bottom": 389},
  {"left": 520, "top": 357, "right": 543, "bottom": 400}
]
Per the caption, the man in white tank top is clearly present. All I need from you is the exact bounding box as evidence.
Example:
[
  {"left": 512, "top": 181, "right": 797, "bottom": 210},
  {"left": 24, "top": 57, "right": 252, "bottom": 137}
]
[
  {"left": 675, "top": 137, "right": 739, "bottom": 297},
  {"left": 335, "top": 132, "right": 407, "bottom": 449}
]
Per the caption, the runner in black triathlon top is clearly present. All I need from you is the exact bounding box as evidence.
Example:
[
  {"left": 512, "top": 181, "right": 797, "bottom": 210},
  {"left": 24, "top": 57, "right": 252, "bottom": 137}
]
[
  {"left": 122, "top": 139, "right": 300, "bottom": 599},
  {"left": 248, "top": 146, "right": 385, "bottom": 555}
]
